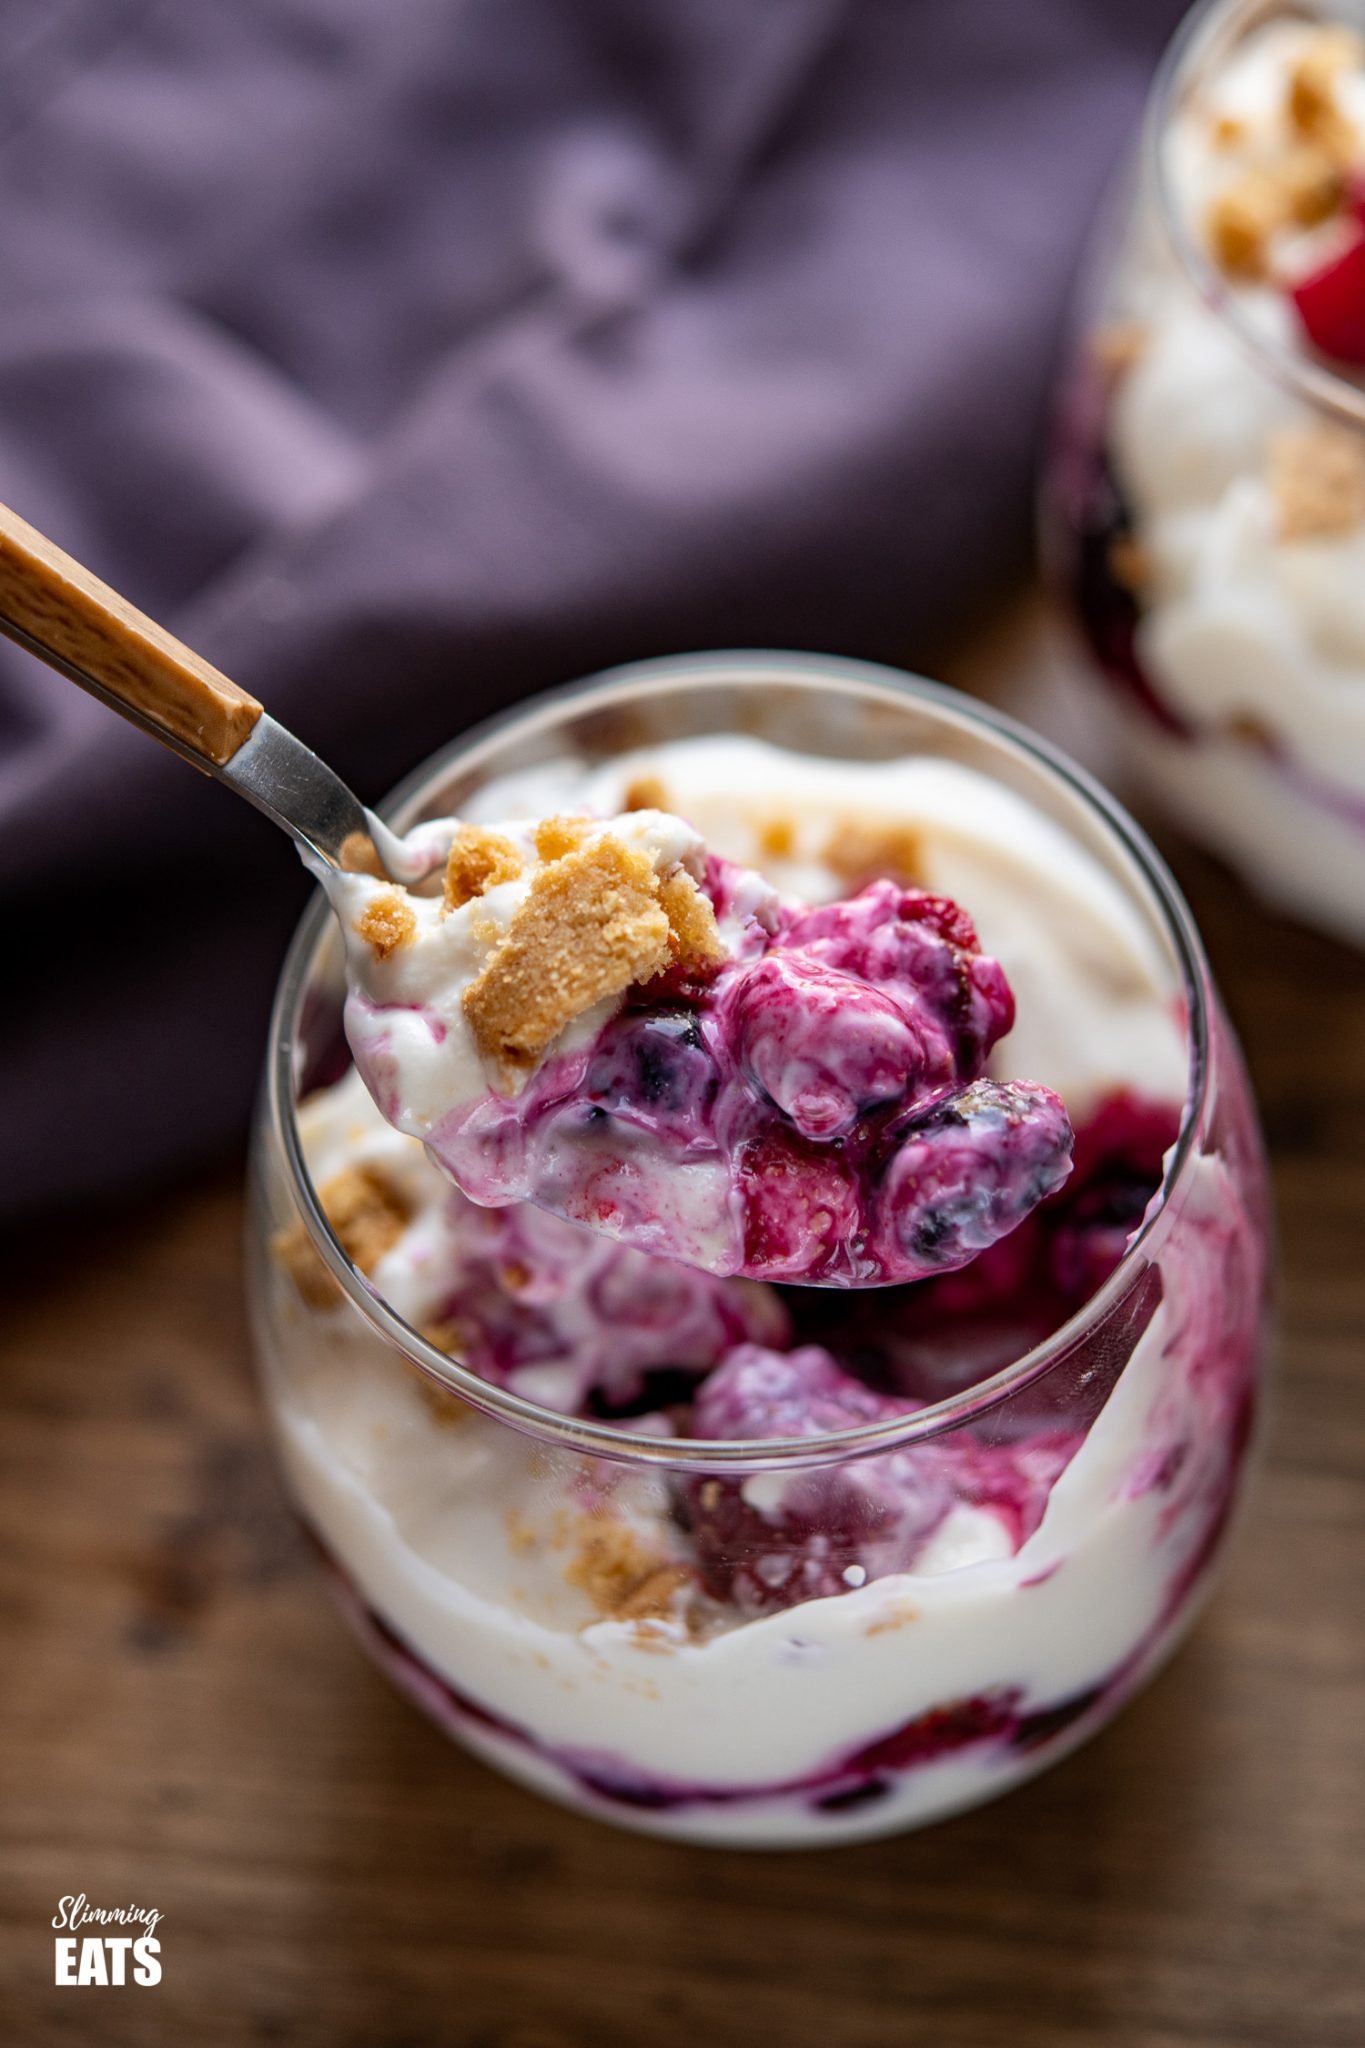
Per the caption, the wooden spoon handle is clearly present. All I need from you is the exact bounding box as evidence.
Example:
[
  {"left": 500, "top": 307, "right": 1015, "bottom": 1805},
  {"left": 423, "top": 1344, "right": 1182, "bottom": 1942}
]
[{"left": 0, "top": 498, "right": 263, "bottom": 765}]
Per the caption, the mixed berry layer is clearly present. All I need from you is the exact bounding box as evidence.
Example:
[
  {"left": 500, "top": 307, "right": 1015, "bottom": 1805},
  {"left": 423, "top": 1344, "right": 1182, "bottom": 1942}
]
[
  {"left": 350, "top": 1084, "right": 1177, "bottom": 1619},
  {"left": 424, "top": 861, "right": 1074, "bottom": 1287}
]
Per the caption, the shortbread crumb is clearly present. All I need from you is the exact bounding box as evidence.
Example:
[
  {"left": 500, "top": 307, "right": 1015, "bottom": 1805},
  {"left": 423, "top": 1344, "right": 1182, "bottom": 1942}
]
[
  {"left": 320, "top": 1165, "right": 412, "bottom": 1272},
  {"left": 411, "top": 1363, "right": 474, "bottom": 1429},
  {"left": 1090, "top": 321, "right": 1148, "bottom": 379},
  {"left": 1108, "top": 534, "right": 1153, "bottom": 593},
  {"left": 658, "top": 868, "right": 726, "bottom": 968},
  {"left": 824, "top": 817, "right": 925, "bottom": 890},
  {"left": 271, "top": 1222, "right": 339, "bottom": 1309},
  {"left": 534, "top": 815, "right": 590, "bottom": 862},
  {"left": 757, "top": 814, "right": 798, "bottom": 859},
  {"left": 1278, "top": 143, "right": 1344, "bottom": 227},
  {"left": 1270, "top": 425, "right": 1365, "bottom": 540},
  {"left": 623, "top": 774, "right": 669, "bottom": 812},
  {"left": 1207, "top": 171, "right": 1282, "bottom": 278},
  {"left": 443, "top": 825, "right": 523, "bottom": 911},
  {"left": 462, "top": 835, "right": 672, "bottom": 1087},
  {"left": 357, "top": 891, "right": 417, "bottom": 960},
  {"left": 273, "top": 1164, "right": 412, "bottom": 1306},
  {"left": 565, "top": 1518, "right": 690, "bottom": 1621},
  {"left": 1287, "top": 30, "right": 1362, "bottom": 152}
]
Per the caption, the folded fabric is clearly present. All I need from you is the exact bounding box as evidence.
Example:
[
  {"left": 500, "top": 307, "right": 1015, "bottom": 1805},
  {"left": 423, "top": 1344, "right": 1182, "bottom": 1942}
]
[{"left": 0, "top": 0, "right": 1185, "bottom": 1215}]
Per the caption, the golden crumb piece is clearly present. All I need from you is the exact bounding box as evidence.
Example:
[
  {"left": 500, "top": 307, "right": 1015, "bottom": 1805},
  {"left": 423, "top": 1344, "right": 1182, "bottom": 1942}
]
[
  {"left": 320, "top": 1164, "right": 412, "bottom": 1273},
  {"left": 658, "top": 868, "right": 727, "bottom": 970},
  {"left": 271, "top": 1221, "right": 339, "bottom": 1309},
  {"left": 410, "top": 1363, "right": 474, "bottom": 1428},
  {"left": 824, "top": 817, "right": 924, "bottom": 890},
  {"left": 864, "top": 1597, "right": 920, "bottom": 1636},
  {"left": 1224, "top": 713, "right": 1276, "bottom": 751},
  {"left": 564, "top": 1518, "right": 690, "bottom": 1621},
  {"left": 1269, "top": 425, "right": 1365, "bottom": 540},
  {"left": 443, "top": 824, "right": 523, "bottom": 911},
  {"left": 1278, "top": 143, "right": 1345, "bottom": 227},
  {"left": 356, "top": 890, "right": 417, "bottom": 961},
  {"left": 1108, "top": 534, "right": 1153, "bottom": 593},
  {"left": 505, "top": 1510, "right": 540, "bottom": 1556},
  {"left": 623, "top": 774, "right": 669, "bottom": 812},
  {"left": 534, "top": 814, "right": 590, "bottom": 862},
  {"left": 463, "top": 835, "right": 672, "bottom": 1087},
  {"left": 1210, "top": 111, "right": 1249, "bottom": 151},
  {"left": 1089, "top": 320, "right": 1148, "bottom": 379},
  {"left": 1287, "top": 30, "right": 1363, "bottom": 152},
  {"left": 339, "top": 830, "right": 387, "bottom": 879},
  {"left": 1206, "top": 171, "right": 1283, "bottom": 278},
  {"left": 757, "top": 813, "right": 798, "bottom": 859},
  {"left": 272, "top": 1164, "right": 411, "bottom": 1306},
  {"left": 419, "top": 1315, "right": 470, "bottom": 1354}
]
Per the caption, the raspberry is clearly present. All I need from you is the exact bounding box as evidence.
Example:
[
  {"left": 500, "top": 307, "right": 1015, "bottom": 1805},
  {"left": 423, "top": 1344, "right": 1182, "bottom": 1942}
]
[
  {"left": 685, "top": 1345, "right": 1080, "bottom": 1615},
  {"left": 1290, "top": 234, "right": 1365, "bottom": 364}
]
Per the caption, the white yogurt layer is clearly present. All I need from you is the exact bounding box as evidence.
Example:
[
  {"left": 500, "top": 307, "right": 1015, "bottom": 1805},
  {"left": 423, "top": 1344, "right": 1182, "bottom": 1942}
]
[
  {"left": 258, "top": 740, "right": 1250, "bottom": 1848},
  {"left": 1099, "top": 17, "right": 1365, "bottom": 937}
]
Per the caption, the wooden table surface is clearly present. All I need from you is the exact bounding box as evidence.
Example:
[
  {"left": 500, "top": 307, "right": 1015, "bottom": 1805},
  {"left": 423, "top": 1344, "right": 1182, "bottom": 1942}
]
[{"left": 3, "top": 714, "right": 1364, "bottom": 2046}]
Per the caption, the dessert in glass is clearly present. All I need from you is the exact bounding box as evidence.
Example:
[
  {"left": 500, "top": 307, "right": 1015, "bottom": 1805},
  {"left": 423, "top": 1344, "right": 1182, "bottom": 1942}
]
[
  {"left": 247, "top": 653, "right": 1271, "bottom": 1847},
  {"left": 1046, "top": 0, "right": 1365, "bottom": 945}
]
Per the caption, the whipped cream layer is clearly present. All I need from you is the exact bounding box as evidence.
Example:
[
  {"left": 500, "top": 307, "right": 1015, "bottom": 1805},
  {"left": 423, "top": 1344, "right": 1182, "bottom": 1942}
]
[{"left": 1086, "top": 16, "right": 1365, "bottom": 936}]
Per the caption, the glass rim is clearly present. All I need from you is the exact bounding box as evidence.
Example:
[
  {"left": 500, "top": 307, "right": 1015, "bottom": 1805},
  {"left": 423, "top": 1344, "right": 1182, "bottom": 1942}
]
[
  {"left": 266, "top": 651, "right": 1213, "bottom": 1472},
  {"left": 1147, "top": 0, "right": 1365, "bottom": 430}
]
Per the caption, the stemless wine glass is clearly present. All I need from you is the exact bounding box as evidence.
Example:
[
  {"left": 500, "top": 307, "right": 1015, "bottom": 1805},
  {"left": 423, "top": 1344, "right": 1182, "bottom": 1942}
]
[
  {"left": 246, "top": 653, "right": 1272, "bottom": 1848},
  {"left": 1044, "top": 0, "right": 1365, "bottom": 945}
]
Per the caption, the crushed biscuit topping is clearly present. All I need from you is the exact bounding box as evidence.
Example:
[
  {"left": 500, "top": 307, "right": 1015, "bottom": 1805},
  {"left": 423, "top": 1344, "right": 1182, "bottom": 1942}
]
[
  {"left": 824, "top": 817, "right": 925, "bottom": 890},
  {"left": 1269, "top": 424, "right": 1365, "bottom": 539},
  {"left": 320, "top": 1165, "right": 412, "bottom": 1272},
  {"left": 657, "top": 868, "right": 726, "bottom": 968},
  {"left": 623, "top": 774, "right": 669, "bottom": 812},
  {"left": 419, "top": 1315, "right": 471, "bottom": 1354},
  {"left": 1202, "top": 30, "right": 1364, "bottom": 280},
  {"left": 410, "top": 1358, "right": 475, "bottom": 1428},
  {"left": 272, "top": 1164, "right": 412, "bottom": 1306},
  {"left": 534, "top": 814, "right": 590, "bottom": 862},
  {"left": 357, "top": 891, "right": 417, "bottom": 960},
  {"left": 1278, "top": 142, "right": 1345, "bottom": 227},
  {"left": 564, "top": 1518, "right": 691, "bottom": 1622},
  {"left": 339, "top": 830, "right": 388, "bottom": 879},
  {"left": 1089, "top": 320, "right": 1149, "bottom": 379},
  {"left": 444, "top": 825, "right": 523, "bottom": 911},
  {"left": 462, "top": 836, "right": 673, "bottom": 1087},
  {"left": 1287, "top": 28, "right": 1362, "bottom": 153},
  {"left": 271, "top": 1220, "right": 339, "bottom": 1309},
  {"left": 1207, "top": 170, "right": 1286, "bottom": 279},
  {"left": 1108, "top": 534, "right": 1153, "bottom": 593},
  {"left": 757, "top": 813, "right": 798, "bottom": 859}
]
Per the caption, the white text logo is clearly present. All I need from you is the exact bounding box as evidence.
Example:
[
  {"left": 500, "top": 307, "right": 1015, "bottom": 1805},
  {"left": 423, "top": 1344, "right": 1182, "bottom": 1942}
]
[{"left": 52, "top": 1896, "right": 162, "bottom": 1987}]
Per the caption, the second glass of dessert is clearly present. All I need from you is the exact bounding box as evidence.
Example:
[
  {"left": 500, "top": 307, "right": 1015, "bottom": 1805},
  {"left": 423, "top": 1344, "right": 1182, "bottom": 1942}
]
[
  {"left": 1047, "top": 0, "right": 1365, "bottom": 945},
  {"left": 249, "top": 653, "right": 1271, "bottom": 1847}
]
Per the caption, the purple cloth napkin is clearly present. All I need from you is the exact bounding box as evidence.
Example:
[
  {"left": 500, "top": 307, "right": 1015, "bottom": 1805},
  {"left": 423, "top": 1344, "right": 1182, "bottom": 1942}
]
[{"left": 1, "top": 0, "right": 1184, "bottom": 1216}]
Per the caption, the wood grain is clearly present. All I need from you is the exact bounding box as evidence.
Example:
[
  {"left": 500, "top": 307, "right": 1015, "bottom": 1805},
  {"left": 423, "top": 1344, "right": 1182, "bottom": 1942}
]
[
  {"left": 0, "top": 501, "right": 262, "bottom": 765},
  {"left": 1, "top": 700, "right": 1363, "bottom": 2045}
]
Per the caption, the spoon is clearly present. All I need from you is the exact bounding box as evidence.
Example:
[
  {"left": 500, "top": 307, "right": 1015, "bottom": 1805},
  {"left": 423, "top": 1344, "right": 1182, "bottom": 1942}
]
[{"left": 0, "top": 497, "right": 441, "bottom": 886}]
